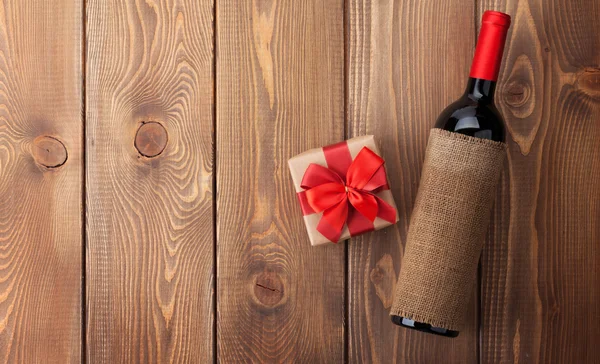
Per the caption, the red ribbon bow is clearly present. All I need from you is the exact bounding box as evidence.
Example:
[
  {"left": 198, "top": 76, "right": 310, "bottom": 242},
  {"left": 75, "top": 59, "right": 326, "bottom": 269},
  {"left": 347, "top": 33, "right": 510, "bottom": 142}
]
[{"left": 300, "top": 147, "right": 396, "bottom": 242}]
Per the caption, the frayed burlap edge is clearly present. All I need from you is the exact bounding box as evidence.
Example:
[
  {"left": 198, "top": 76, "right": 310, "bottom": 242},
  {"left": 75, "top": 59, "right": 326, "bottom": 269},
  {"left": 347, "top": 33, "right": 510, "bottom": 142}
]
[{"left": 431, "top": 128, "right": 507, "bottom": 150}]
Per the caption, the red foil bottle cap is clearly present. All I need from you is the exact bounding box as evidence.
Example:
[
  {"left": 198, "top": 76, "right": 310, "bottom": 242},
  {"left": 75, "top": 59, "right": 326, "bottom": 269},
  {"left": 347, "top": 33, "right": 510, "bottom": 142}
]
[{"left": 469, "top": 11, "right": 511, "bottom": 81}]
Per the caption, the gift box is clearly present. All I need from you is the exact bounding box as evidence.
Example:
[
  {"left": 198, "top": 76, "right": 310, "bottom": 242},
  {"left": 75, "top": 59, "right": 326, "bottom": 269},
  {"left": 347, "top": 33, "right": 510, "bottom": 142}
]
[{"left": 288, "top": 135, "right": 399, "bottom": 246}]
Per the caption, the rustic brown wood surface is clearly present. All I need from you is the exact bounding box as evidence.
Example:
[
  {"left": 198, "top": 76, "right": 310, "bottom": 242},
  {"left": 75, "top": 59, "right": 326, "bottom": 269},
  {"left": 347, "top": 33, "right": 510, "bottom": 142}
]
[
  {"left": 0, "top": 1, "right": 83, "bottom": 363},
  {"left": 346, "top": 0, "right": 480, "bottom": 362},
  {"left": 216, "top": 0, "right": 345, "bottom": 362},
  {"left": 0, "top": 0, "right": 597, "bottom": 362},
  {"left": 480, "top": 0, "right": 600, "bottom": 363},
  {"left": 85, "top": 0, "right": 215, "bottom": 362}
]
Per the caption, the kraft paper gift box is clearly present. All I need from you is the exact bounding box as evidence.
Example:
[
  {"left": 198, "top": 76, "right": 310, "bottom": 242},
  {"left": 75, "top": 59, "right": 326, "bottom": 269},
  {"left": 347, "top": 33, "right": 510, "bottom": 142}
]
[{"left": 288, "top": 135, "right": 399, "bottom": 246}]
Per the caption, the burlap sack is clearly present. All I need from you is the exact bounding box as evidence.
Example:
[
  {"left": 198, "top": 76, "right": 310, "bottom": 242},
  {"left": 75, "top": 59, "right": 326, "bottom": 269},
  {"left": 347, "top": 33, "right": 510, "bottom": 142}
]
[{"left": 390, "top": 128, "right": 507, "bottom": 330}]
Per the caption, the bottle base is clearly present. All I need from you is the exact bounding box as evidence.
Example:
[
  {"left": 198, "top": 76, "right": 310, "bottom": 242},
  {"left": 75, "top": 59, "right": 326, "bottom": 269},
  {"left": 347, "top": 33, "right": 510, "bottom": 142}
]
[{"left": 391, "top": 315, "right": 459, "bottom": 338}]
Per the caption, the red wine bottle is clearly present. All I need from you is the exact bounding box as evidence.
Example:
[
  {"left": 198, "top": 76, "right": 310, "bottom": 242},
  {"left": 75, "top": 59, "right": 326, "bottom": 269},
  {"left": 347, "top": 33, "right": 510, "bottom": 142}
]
[{"left": 391, "top": 10, "right": 511, "bottom": 337}]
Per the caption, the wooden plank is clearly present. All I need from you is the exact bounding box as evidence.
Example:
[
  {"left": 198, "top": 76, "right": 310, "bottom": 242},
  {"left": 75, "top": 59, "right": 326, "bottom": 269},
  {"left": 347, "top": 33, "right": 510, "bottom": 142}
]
[
  {"left": 85, "top": 0, "right": 214, "bottom": 362},
  {"left": 216, "top": 0, "right": 345, "bottom": 362},
  {"left": 0, "top": 1, "right": 83, "bottom": 363},
  {"left": 480, "top": 0, "right": 600, "bottom": 363},
  {"left": 346, "top": 0, "right": 480, "bottom": 362}
]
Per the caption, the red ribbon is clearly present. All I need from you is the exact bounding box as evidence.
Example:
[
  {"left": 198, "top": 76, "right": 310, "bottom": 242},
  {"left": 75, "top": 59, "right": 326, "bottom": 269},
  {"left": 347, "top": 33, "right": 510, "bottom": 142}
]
[{"left": 299, "top": 143, "right": 396, "bottom": 243}]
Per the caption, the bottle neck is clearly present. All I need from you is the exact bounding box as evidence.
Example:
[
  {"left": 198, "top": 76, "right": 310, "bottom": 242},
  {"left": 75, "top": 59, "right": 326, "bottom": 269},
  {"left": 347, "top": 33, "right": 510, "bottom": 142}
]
[{"left": 464, "top": 77, "right": 496, "bottom": 103}]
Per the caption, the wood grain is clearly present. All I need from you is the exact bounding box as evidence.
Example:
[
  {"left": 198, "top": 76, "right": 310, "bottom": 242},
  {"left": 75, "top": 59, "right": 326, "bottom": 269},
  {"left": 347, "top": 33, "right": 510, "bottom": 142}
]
[
  {"left": 0, "top": 1, "right": 83, "bottom": 363},
  {"left": 0, "top": 0, "right": 596, "bottom": 361},
  {"left": 216, "top": 0, "right": 345, "bottom": 362},
  {"left": 480, "top": 0, "right": 600, "bottom": 363},
  {"left": 85, "top": 0, "right": 214, "bottom": 362},
  {"left": 346, "top": 0, "right": 479, "bottom": 362}
]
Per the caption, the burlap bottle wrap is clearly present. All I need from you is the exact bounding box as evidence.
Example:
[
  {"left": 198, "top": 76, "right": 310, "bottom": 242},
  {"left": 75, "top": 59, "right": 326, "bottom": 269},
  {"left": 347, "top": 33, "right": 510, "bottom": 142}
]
[{"left": 391, "top": 128, "right": 507, "bottom": 330}]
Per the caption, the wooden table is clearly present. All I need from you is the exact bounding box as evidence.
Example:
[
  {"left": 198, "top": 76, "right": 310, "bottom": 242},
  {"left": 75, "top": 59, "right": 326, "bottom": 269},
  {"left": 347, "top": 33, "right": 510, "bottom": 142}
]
[{"left": 0, "top": 0, "right": 598, "bottom": 363}]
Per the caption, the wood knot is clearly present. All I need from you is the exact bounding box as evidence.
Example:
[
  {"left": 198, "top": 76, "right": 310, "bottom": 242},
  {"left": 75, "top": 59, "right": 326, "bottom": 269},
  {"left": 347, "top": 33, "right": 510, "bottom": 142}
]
[
  {"left": 576, "top": 68, "right": 600, "bottom": 99},
  {"left": 503, "top": 80, "right": 531, "bottom": 108},
  {"left": 499, "top": 54, "right": 540, "bottom": 154},
  {"left": 500, "top": 54, "right": 536, "bottom": 121},
  {"left": 369, "top": 254, "right": 397, "bottom": 309},
  {"left": 254, "top": 271, "right": 284, "bottom": 306},
  {"left": 135, "top": 122, "right": 168, "bottom": 158},
  {"left": 32, "top": 136, "right": 68, "bottom": 168}
]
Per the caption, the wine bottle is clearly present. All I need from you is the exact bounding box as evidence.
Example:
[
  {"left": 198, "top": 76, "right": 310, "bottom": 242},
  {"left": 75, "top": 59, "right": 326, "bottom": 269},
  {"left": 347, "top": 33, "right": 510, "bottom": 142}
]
[{"left": 391, "top": 10, "right": 511, "bottom": 337}]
